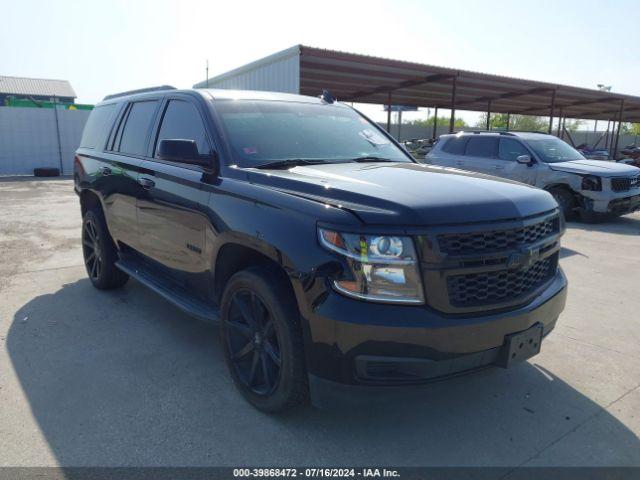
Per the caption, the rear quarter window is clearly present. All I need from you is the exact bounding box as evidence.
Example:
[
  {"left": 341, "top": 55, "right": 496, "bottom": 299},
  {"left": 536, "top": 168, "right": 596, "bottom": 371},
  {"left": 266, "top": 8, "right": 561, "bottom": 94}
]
[{"left": 79, "top": 104, "right": 116, "bottom": 149}]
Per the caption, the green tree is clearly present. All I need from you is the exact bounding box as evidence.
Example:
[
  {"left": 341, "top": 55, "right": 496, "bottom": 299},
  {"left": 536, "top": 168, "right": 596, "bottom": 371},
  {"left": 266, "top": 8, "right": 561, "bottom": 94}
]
[
  {"left": 408, "top": 116, "right": 467, "bottom": 129},
  {"left": 475, "top": 113, "right": 549, "bottom": 132},
  {"left": 620, "top": 123, "right": 640, "bottom": 136},
  {"left": 564, "top": 119, "right": 584, "bottom": 132}
]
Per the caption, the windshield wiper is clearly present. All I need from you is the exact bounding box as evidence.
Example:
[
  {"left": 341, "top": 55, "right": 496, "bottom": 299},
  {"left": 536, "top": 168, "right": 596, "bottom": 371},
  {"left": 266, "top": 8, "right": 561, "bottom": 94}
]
[
  {"left": 351, "top": 156, "right": 397, "bottom": 163},
  {"left": 253, "top": 159, "right": 333, "bottom": 170}
]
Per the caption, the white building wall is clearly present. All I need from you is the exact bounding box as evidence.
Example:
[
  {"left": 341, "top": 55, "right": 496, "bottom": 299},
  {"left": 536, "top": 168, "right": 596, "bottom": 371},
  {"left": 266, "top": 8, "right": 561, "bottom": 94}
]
[
  {"left": 0, "top": 106, "right": 90, "bottom": 176},
  {"left": 193, "top": 45, "right": 300, "bottom": 94}
]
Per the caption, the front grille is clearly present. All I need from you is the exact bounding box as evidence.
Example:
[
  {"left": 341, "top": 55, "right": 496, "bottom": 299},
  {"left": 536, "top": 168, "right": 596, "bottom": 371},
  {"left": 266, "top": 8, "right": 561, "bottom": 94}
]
[
  {"left": 438, "top": 216, "right": 559, "bottom": 255},
  {"left": 447, "top": 255, "right": 556, "bottom": 308},
  {"left": 423, "top": 213, "right": 563, "bottom": 314},
  {"left": 611, "top": 175, "right": 640, "bottom": 192}
]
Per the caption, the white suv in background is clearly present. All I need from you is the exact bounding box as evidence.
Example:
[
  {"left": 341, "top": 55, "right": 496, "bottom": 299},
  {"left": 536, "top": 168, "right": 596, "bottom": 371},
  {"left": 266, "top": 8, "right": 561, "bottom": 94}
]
[{"left": 425, "top": 131, "right": 640, "bottom": 221}]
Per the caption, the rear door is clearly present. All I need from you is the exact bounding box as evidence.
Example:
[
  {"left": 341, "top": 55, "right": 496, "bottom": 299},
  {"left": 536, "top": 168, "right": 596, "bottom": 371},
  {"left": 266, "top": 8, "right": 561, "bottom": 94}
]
[
  {"left": 462, "top": 136, "right": 499, "bottom": 175},
  {"left": 136, "top": 95, "right": 215, "bottom": 300},
  {"left": 82, "top": 99, "right": 159, "bottom": 251},
  {"left": 429, "top": 136, "right": 469, "bottom": 168},
  {"left": 496, "top": 137, "right": 538, "bottom": 184}
]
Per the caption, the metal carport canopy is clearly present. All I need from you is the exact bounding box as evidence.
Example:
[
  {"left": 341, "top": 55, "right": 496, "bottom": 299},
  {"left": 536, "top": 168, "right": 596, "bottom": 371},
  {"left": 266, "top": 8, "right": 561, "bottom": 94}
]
[{"left": 297, "top": 46, "right": 640, "bottom": 123}]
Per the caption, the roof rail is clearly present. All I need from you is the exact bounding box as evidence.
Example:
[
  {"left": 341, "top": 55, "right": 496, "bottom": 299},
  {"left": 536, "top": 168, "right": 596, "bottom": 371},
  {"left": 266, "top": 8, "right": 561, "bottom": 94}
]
[
  {"left": 456, "top": 130, "right": 516, "bottom": 136},
  {"left": 103, "top": 85, "right": 176, "bottom": 101}
]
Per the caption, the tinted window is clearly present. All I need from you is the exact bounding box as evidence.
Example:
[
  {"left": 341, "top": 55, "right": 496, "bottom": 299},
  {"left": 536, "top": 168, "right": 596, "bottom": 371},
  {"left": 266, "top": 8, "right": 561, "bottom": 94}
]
[
  {"left": 155, "top": 100, "right": 210, "bottom": 157},
  {"left": 118, "top": 101, "right": 158, "bottom": 156},
  {"left": 80, "top": 104, "right": 116, "bottom": 149},
  {"left": 499, "top": 138, "right": 530, "bottom": 161},
  {"left": 526, "top": 137, "right": 585, "bottom": 163},
  {"left": 441, "top": 136, "right": 469, "bottom": 154},
  {"left": 465, "top": 137, "right": 498, "bottom": 158},
  {"left": 215, "top": 100, "right": 410, "bottom": 166}
]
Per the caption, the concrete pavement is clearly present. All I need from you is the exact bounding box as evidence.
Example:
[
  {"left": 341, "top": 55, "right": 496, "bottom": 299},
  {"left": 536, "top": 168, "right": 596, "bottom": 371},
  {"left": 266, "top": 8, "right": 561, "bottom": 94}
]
[{"left": 0, "top": 178, "right": 638, "bottom": 469}]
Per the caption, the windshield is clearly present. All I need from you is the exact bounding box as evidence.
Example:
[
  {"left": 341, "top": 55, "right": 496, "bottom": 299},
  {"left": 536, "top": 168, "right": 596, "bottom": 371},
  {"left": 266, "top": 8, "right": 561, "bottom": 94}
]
[
  {"left": 214, "top": 100, "right": 411, "bottom": 166},
  {"left": 526, "top": 137, "right": 585, "bottom": 163}
]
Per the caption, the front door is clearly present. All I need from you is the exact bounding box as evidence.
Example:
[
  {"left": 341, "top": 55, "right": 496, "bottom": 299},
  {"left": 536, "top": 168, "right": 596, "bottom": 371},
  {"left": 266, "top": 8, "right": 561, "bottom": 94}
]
[
  {"left": 495, "top": 137, "right": 538, "bottom": 185},
  {"left": 136, "top": 97, "right": 215, "bottom": 300}
]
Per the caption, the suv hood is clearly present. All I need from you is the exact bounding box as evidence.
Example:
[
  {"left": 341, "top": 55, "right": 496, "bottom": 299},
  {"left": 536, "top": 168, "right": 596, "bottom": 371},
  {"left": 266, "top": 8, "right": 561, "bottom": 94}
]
[
  {"left": 549, "top": 159, "right": 640, "bottom": 177},
  {"left": 247, "top": 162, "right": 557, "bottom": 225}
]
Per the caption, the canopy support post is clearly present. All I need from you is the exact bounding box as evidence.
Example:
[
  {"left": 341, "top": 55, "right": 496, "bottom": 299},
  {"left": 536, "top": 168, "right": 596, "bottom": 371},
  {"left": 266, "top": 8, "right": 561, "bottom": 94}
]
[
  {"left": 432, "top": 106, "right": 438, "bottom": 139},
  {"left": 506, "top": 113, "right": 511, "bottom": 131},
  {"left": 486, "top": 100, "right": 492, "bottom": 130},
  {"left": 556, "top": 109, "right": 563, "bottom": 137},
  {"left": 548, "top": 89, "right": 556, "bottom": 134},
  {"left": 449, "top": 76, "right": 457, "bottom": 133},
  {"left": 612, "top": 100, "right": 625, "bottom": 159},
  {"left": 386, "top": 92, "right": 392, "bottom": 133}
]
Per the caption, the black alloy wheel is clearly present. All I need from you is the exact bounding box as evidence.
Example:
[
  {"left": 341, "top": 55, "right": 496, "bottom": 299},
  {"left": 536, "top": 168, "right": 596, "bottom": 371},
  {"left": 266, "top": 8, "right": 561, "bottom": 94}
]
[
  {"left": 225, "top": 289, "right": 282, "bottom": 395},
  {"left": 220, "top": 267, "right": 308, "bottom": 412},
  {"left": 83, "top": 217, "right": 103, "bottom": 282},
  {"left": 81, "top": 209, "right": 129, "bottom": 289}
]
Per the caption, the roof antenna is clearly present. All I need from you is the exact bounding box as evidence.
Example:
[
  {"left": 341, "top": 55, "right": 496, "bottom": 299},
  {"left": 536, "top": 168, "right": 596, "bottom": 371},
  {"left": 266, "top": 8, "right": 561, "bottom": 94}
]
[{"left": 320, "top": 89, "right": 335, "bottom": 104}]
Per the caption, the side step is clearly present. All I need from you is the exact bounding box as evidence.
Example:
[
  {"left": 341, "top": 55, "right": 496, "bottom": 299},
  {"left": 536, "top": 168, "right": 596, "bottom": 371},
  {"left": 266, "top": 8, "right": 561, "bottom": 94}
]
[{"left": 116, "top": 258, "right": 220, "bottom": 324}]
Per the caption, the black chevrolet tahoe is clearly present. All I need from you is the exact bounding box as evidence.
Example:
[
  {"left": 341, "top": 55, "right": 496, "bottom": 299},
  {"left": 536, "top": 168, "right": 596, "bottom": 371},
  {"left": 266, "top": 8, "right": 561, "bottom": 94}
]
[{"left": 74, "top": 87, "right": 567, "bottom": 412}]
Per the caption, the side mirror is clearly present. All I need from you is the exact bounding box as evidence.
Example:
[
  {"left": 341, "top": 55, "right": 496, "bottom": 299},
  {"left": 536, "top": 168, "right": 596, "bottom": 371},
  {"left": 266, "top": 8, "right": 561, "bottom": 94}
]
[
  {"left": 516, "top": 154, "right": 532, "bottom": 165},
  {"left": 157, "top": 139, "right": 215, "bottom": 167}
]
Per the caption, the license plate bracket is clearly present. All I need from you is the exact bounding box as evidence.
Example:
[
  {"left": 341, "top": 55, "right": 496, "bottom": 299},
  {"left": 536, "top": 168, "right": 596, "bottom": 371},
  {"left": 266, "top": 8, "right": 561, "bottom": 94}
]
[{"left": 497, "top": 323, "right": 543, "bottom": 368}]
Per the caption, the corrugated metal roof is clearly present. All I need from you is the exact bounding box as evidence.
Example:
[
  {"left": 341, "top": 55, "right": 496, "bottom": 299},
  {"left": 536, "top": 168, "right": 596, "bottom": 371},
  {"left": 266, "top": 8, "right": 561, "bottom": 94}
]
[
  {"left": 193, "top": 45, "right": 640, "bottom": 122},
  {"left": 0, "top": 76, "right": 76, "bottom": 98}
]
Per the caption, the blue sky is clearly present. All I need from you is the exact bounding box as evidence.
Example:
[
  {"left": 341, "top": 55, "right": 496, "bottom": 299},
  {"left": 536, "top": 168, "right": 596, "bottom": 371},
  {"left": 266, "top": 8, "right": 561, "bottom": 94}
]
[{"left": 2, "top": 0, "right": 639, "bottom": 125}]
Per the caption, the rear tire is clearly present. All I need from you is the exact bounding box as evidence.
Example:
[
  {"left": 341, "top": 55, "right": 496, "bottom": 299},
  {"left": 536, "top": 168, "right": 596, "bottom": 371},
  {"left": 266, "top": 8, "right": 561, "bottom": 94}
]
[
  {"left": 220, "top": 267, "right": 308, "bottom": 413},
  {"left": 549, "top": 187, "right": 576, "bottom": 220},
  {"left": 82, "top": 209, "right": 129, "bottom": 289}
]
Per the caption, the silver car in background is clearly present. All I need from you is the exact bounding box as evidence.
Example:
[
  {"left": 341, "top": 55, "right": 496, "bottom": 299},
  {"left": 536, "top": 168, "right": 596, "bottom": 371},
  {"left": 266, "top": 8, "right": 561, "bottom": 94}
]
[{"left": 425, "top": 131, "right": 640, "bottom": 221}]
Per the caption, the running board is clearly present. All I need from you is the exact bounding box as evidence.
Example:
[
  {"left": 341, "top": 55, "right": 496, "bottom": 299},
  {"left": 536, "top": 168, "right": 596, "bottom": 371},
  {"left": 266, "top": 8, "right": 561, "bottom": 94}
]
[{"left": 115, "top": 259, "right": 220, "bottom": 324}]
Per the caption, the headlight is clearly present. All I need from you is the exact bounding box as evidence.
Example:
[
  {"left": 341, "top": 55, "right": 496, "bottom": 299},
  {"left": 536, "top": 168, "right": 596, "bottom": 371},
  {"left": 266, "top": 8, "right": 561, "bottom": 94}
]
[
  {"left": 581, "top": 175, "right": 602, "bottom": 191},
  {"left": 318, "top": 228, "right": 425, "bottom": 304}
]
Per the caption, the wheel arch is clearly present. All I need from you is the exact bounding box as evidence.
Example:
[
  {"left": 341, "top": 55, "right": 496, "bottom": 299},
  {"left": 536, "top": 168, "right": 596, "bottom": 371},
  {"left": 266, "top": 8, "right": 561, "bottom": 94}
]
[
  {"left": 544, "top": 183, "right": 575, "bottom": 194},
  {"left": 212, "top": 241, "right": 295, "bottom": 305},
  {"left": 79, "top": 189, "right": 105, "bottom": 217}
]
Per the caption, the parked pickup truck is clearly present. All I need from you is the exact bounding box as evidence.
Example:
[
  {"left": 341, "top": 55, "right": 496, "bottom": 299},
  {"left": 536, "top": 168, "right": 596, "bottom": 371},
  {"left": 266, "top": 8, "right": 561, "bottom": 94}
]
[
  {"left": 425, "top": 131, "right": 640, "bottom": 221},
  {"left": 74, "top": 87, "right": 567, "bottom": 412}
]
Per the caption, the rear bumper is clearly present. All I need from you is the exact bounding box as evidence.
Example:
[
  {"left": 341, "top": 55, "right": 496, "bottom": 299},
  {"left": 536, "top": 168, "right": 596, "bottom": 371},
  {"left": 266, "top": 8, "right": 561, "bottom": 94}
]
[{"left": 304, "top": 269, "right": 567, "bottom": 407}]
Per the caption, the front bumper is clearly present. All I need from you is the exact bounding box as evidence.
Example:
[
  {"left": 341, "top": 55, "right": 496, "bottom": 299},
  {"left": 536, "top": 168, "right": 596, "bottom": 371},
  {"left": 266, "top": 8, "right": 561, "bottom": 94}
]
[
  {"left": 607, "top": 194, "right": 640, "bottom": 215},
  {"left": 303, "top": 269, "right": 567, "bottom": 407},
  {"left": 581, "top": 189, "right": 640, "bottom": 214}
]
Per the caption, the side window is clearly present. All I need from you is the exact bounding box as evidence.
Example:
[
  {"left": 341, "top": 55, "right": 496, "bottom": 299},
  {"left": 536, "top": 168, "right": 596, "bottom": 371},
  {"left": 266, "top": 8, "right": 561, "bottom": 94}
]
[
  {"left": 441, "top": 136, "right": 468, "bottom": 154},
  {"left": 465, "top": 137, "right": 498, "bottom": 158},
  {"left": 499, "top": 138, "right": 530, "bottom": 161},
  {"left": 80, "top": 104, "right": 116, "bottom": 149},
  {"left": 117, "top": 101, "right": 158, "bottom": 156},
  {"left": 155, "top": 100, "right": 211, "bottom": 158}
]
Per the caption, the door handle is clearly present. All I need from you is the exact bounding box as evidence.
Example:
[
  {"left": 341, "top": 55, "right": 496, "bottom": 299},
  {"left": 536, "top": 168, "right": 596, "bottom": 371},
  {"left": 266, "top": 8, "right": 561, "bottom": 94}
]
[
  {"left": 455, "top": 160, "right": 465, "bottom": 166},
  {"left": 138, "top": 177, "right": 155, "bottom": 189},
  {"left": 494, "top": 165, "right": 504, "bottom": 170},
  {"left": 98, "top": 166, "right": 112, "bottom": 176}
]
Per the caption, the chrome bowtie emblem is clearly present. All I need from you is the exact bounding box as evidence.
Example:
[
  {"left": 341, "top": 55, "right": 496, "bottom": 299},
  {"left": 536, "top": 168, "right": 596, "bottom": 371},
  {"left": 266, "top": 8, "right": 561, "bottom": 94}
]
[{"left": 507, "top": 247, "right": 539, "bottom": 270}]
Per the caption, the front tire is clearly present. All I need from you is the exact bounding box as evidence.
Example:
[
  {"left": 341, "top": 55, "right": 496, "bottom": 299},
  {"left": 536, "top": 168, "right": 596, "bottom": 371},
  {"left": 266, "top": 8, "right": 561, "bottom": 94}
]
[
  {"left": 82, "top": 209, "right": 129, "bottom": 289},
  {"left": 220, "top": 267, "right": 308, "bottom": 413},
  {"left": 549, "top": 187, "right": 576, "bottom": 220}
]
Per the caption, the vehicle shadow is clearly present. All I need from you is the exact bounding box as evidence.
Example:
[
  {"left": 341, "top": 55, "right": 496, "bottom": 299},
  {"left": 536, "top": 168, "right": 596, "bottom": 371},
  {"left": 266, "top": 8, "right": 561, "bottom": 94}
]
[
  {"left": 7, "top": 279, "right": 640, "bottom": 468},
  {"left": 566, "top": 214, "right": 640, "bottom": 235}
]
